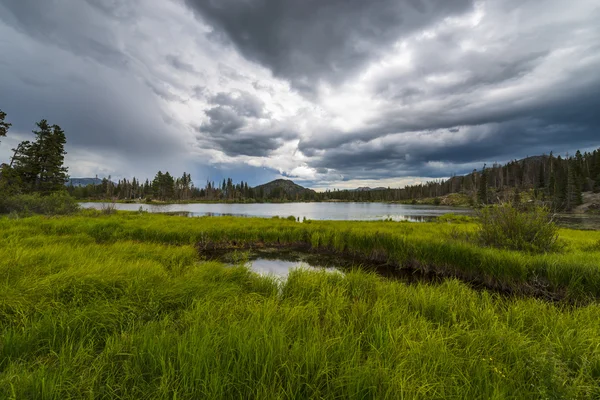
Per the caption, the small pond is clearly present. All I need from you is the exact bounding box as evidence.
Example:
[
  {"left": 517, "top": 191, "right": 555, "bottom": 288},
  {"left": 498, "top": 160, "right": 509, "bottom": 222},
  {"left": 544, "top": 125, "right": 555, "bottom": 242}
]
[{"left": 201, "top": 248, "right": 423, "bottom": 281}]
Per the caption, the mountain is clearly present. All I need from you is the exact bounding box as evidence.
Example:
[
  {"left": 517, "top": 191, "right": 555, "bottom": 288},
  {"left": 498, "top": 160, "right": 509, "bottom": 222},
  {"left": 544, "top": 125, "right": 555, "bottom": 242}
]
[
  {"left": 253, "top": 179, "right": 316, "bottom": 199},
  {"left": 67, "top": 178, "right": 103, "bottom": 187},
  {"left": 353, "top": 186, "right": 387, "bottom": 191}
]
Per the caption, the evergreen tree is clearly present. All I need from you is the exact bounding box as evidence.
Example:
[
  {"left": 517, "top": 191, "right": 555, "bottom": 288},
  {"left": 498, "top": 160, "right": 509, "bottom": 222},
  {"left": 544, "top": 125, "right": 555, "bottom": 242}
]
[
  {"left": 537, "top": 163, "right": 545, "bottom": 189},
  {"left": 477, "top": 165, "right": 488, "bottom": 205},
  {"left": 12, "top": 120, "right": 69, "bottom": 194},
  {"left": 0, "top": 109, "right": 11, "bottom": 144},
  {"left": 565, "top": 160, "right": 582, "bottom": 210}
]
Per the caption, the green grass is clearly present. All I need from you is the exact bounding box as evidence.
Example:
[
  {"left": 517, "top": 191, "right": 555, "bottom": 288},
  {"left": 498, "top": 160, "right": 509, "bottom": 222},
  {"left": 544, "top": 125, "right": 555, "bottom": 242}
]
[
  {"left": 4, "top": 211, "right": 599, "bottom": 300},
  {"left": 1, "top": 213, "right": 600, "bottom": 398}
]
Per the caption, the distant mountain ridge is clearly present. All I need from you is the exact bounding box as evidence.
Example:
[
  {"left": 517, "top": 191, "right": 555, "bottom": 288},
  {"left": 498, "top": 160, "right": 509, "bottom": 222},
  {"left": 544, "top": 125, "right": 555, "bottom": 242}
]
[{"left": 67, "top": 178, "right": 103, "bottom": 187}]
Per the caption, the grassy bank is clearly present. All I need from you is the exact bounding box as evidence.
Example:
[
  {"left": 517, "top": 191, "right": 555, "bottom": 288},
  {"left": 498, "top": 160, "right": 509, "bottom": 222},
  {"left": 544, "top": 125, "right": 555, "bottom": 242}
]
[{"left": 1, "top": 214, "right": 600, "bottom": 398}]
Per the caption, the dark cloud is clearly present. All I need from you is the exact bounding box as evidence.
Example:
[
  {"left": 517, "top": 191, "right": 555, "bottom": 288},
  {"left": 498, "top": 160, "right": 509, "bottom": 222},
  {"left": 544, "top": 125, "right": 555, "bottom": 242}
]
[
  {"left": 0, "top": 0, "right": 129, "bottom": 68},
  {"left": 0, "top": 1, "right": 192, "bottom": 180},
  {"left": 185, "top": 0, "right": 474, "bottom": 92},
  {"left": 197, "top": 90, "right": 287, "bottom": 157},
  {"left": 2, "top": 0, "right": 599, "bottom": 187},
  {"left": 309, "top": 117, "right": 600, "bottom": 180},
  {"left": 201, "top": 106, "right": 246, "bottom": 135}
]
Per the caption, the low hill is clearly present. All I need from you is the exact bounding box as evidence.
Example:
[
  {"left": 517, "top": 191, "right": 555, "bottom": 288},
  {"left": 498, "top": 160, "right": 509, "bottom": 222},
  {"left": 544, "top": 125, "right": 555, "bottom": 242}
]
[{"left": 253, "top": 179, "right": 316, "bottom": 199}]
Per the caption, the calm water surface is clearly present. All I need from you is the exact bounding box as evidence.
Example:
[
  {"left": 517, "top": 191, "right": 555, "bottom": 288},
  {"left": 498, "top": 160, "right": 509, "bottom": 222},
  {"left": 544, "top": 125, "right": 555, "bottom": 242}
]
[{"left": 80, "top": 202, "right": 472, "bottom": 222}]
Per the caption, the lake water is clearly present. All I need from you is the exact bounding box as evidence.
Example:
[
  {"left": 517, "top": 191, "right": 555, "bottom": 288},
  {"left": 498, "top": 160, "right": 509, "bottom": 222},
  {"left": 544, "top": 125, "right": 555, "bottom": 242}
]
[{"left": 79, "top": 202, "right": 472, "bottom": 222}]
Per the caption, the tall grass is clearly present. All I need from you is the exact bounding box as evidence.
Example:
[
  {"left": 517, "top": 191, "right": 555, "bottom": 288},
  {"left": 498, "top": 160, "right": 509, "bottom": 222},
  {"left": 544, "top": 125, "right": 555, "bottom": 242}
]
[
  {"left": 4, "top": 212, "right": 599, "bottom": 301},
  {"left": 477, "top": 204, "right": 559, "bottom": 253},
  {"left": 1, "top": 218, "right": 600, "bottom": 398}
]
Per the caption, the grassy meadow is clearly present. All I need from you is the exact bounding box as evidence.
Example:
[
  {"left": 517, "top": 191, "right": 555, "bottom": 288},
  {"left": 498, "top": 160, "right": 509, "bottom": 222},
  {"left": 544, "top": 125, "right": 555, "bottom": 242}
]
[{"left": 1, "top": 212, "right": 600, "bottom": 398}]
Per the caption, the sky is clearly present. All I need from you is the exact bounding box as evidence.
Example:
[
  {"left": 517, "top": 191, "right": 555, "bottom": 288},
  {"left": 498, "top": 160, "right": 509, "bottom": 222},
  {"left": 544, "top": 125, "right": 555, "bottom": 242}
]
[{"left": 0, "top": 0, "right": 599, "bottom": 190}]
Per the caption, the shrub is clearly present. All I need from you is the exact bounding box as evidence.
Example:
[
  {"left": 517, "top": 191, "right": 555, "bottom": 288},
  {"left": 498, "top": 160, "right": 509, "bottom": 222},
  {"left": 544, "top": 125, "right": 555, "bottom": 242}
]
[
  {"left": 100, "top": 200, "right": 117, "bottom": 215},
  {"left": 477, "top": 203, "right": 559, "bottom": 253},
  {"left": 0, "top": 192, "right": 79, "bottom": 215},
  {"left": 286, "top": 215, "right": 296, "bottom": 221}
]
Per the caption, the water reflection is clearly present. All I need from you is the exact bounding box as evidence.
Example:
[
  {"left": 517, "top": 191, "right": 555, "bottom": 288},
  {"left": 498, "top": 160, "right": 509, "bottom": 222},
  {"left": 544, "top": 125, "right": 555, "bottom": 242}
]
[{"left": 80, "top": 202, "right": 471, "bottom": 222}]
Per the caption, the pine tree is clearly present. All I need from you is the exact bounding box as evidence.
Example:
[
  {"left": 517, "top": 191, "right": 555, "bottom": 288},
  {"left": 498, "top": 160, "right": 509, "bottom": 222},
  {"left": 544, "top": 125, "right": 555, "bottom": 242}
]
[
  {"left": 537, "top": 163, "right": 545, "bottom": 189},
  {"left": 594, "top": 173, "right": 600, "bottom": 194},
  {"left": 12, "top": 120, "right": 68, "bottom": 194},
  {"left": 477, "top": 165, "right": 488, "bottom": 205},
  {"left": 565, "top": 160, "right": 582, "bottom": 210}
]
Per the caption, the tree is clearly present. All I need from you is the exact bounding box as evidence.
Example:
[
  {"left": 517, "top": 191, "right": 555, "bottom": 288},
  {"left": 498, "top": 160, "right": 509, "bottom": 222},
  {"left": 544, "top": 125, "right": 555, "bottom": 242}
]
[
  {"left": 564, "top": 160, "right": 582, "bottom": 211},
  {"left": 477, "top": 165, "right": 488, "bottom": 205},
  {"left": 0, "top": 109, "right": 11, "bottom": 144},
  {"left": 12, "top": 120, "right": 69, "bottom": 194}
]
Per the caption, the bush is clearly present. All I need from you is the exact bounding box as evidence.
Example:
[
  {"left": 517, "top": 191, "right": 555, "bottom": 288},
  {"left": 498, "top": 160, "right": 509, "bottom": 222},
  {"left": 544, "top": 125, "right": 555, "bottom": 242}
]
[
  {"left": 100, "top": 200, "right": 117, "bottom": 215},
  {"left": 477, "top": 203, "right": 559, "bottom": 253},
  {"left": 0, "top": 192, "right": 79, "bottom": 215}
]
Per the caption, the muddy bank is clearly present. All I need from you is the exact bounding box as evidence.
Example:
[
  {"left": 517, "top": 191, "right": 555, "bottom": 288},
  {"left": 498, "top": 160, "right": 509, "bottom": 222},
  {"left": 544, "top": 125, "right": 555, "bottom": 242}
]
[{"left": 197, "top": 239, "right": 569, "bottom": 303}]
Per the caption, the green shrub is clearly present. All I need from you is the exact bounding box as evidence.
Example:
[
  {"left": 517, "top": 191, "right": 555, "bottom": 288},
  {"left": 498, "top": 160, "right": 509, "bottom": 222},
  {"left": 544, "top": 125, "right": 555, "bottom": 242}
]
[
  {"left": 477, "top": 203, "right": 559, "bottom": 253},
  {"left": 0, "top": 192, "right": 79, "bottom": 215}
]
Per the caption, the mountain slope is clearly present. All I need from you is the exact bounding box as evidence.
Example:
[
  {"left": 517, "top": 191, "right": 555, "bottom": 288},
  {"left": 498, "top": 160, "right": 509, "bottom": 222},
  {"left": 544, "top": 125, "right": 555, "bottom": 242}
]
[
  {"left": 253, "top": 179, "right": 315, "bottom": 199},
  {"left": 67, "top": 178, "right": 103, "bottom": 187}
]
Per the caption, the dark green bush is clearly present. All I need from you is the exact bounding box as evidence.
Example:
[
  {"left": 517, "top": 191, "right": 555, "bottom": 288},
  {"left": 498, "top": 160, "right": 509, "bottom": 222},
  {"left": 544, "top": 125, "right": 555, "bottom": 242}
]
[
  {"left": 477, "top": 203, "right": 559, "bottom": 253},
  {"left": 0, "top": 192, "right": 79, "bottom": 215}
]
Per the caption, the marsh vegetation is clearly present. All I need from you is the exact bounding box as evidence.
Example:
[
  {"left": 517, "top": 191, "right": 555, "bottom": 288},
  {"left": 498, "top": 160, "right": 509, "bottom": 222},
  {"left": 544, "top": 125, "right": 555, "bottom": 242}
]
[{"left": 1, "top": 211, "right": 600, "bottom": 398}]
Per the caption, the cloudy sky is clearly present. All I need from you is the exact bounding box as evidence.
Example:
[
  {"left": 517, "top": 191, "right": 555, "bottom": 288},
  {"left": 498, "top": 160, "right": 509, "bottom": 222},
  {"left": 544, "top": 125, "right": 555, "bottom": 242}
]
[{"left": 0, "top": 0, "right": 599, "bottom": 190}]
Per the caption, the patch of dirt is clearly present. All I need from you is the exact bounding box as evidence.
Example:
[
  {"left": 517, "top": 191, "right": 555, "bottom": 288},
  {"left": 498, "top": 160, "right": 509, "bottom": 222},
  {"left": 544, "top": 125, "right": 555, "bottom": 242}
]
[{"left": 572, "top": 192, "right": 600, "bottom": 214}]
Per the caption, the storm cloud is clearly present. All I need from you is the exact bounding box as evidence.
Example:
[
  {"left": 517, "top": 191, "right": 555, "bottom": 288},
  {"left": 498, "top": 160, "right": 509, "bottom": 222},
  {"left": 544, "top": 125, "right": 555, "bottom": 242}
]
[{"left": 0, "top": 0, "right": 599, "bottom": 188}]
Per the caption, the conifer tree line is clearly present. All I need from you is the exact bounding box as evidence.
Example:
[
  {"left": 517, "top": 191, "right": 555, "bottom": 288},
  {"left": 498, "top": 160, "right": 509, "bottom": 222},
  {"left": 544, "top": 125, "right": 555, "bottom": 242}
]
[
  {"left": 68, "top": 148, "right": 600, "bottom": 210},
  {"left": 68, "top": 173, "right": 291, "bottom": 202},
  {"left": 322, "top": 150, "right": 600, "bottom": 210},
  {"left": 0, "top": 110, "right": 69, "bottom": 196}
]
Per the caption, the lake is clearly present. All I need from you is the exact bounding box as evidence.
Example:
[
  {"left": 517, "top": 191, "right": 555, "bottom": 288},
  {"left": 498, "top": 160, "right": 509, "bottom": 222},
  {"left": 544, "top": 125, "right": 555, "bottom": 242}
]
[{"left": 79, "top": 202, "right": 472, "bottom": 222}]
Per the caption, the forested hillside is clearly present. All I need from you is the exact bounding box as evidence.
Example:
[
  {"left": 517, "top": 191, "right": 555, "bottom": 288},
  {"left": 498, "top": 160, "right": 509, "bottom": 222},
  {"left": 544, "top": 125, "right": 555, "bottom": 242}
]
[{"left": 324, "top": 150, "right": 600, "bottom": 210}]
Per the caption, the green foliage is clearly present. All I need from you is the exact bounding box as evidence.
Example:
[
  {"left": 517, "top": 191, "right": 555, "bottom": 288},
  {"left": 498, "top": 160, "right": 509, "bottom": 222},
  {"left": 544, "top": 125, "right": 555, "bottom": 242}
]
[
  {"left": 477, "top": 167, "right": 488, "bottom": 205},
  {"left": 0, "top": 192, "right": 79, "bottom": 215},
  {"left": 0, "top": 108, "right": 11, "bottom": 140},
  {"left": 0, "top": 165, "right": 22, "bottom": 196},
  {"left": 1, "top": 216, "right": 600, "bottom": 398},
  {"left": 12, "top": 119, "right": 69, "bottom": 194},
  {"left": 477, "top": 204, "right": 559, "bottom": 253},
  {"left": 436, "top": 213, "right": 475, "bottom": 224}
]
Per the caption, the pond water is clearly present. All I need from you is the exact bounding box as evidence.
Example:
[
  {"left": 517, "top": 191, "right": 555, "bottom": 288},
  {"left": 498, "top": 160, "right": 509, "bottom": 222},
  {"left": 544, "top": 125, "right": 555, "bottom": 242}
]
[
  {"left": 202, "top": 248, "right": 421, "bottom": 281},
  {"left": 80, "top": 201, "right": 600, "bottom": 229},
  {"left": 80, "top": 202, "right": 472, "bottom": 222}
]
